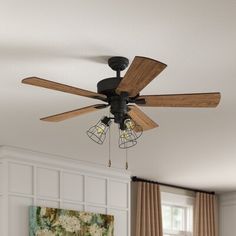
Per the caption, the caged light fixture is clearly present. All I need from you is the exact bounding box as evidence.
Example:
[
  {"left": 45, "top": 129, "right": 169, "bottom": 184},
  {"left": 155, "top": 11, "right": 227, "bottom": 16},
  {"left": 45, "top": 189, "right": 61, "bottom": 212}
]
[
  {"left": 87, "top": 115, "right": 143, "bottom": 170},
  {"left": 119, "top": 118, "right": 142, "bottom": 149},
  {"left": 87, "top": 116, "right": 143, "bottom": 148},
  {"left": 86, "top": 116, "right": 112, "bottom": 145}
]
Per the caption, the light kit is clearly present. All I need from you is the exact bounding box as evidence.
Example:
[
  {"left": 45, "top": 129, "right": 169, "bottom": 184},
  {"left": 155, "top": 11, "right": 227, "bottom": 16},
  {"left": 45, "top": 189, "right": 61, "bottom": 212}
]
[{"left": 87, "top": 115, "right": 143, "bottom": 149}]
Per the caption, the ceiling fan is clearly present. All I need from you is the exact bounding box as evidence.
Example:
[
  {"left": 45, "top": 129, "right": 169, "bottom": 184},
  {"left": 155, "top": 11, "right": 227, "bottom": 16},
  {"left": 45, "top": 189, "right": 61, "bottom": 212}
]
[{"left": 22, "top": 56, "right": 221, "bottom": 148}]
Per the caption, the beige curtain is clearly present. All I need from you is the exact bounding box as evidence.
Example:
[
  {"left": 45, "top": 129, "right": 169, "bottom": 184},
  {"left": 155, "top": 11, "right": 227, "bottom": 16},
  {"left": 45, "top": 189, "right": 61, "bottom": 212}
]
[
  {"left": 193, "top": 192, "right": 218, "bottom": 236},
  {"left": 135, "top": 181, "right": 163, "bottom": 236}
]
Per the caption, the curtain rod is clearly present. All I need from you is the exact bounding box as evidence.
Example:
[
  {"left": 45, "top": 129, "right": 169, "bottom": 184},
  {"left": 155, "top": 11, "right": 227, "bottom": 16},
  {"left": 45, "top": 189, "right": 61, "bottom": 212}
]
[{"left": 131, "top": 176, "right": 215, "bottom": 195}]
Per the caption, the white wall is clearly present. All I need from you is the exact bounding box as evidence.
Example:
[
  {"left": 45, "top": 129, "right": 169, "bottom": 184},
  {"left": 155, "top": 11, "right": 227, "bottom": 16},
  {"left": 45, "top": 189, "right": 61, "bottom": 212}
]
[
  {"left": 0, "top": 146, "right": 130, "bottom": 236},
  {"left": 219, "top": 192, "right": 236, "bottom": 236}
]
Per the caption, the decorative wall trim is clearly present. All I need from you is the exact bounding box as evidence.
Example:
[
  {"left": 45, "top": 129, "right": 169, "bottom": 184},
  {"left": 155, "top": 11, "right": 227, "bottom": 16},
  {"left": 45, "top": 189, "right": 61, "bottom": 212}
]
[
  {"left": 0, "top": 145, "right": 131, "bottom": 236},
  {"left": 219, "top": 192, "right": 236, "bottom": 236},
  {"left": 0, "top": 145, "right": 131, "bottom": 179},
  {"left": 220, "top": 192, "right": 236, "bottom": 206}
]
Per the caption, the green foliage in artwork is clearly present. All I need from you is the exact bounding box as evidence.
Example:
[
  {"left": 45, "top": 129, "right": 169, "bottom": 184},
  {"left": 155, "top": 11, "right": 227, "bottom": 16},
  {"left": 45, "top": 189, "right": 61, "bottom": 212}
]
[{"left": 29, "top": 206, "right": 114, "bottom": 236}]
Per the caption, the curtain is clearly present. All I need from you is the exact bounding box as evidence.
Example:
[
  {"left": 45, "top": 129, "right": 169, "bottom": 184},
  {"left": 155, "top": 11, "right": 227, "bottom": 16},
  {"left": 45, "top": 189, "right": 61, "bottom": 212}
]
[
  {"left": 135, "top": 181, "right": 163, "bottom": 236},
  {"left": 193, "top": 192, "right": 218, "bottom": 236}
]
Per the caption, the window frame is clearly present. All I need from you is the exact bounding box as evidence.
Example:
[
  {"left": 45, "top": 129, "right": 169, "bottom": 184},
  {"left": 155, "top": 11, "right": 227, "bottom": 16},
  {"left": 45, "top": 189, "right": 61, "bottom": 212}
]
[{"left": 161, "top": 192, "right": 194, "bottom": 236}]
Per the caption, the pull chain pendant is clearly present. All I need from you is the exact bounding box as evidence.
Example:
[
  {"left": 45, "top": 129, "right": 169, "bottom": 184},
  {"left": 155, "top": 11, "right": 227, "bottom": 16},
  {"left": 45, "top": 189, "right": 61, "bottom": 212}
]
[
  {"left": 108, "top": 112, "right": 112, "bottom": 168},
  {"left": 125, "top": 148, "right": 129, "bottom": 170}
]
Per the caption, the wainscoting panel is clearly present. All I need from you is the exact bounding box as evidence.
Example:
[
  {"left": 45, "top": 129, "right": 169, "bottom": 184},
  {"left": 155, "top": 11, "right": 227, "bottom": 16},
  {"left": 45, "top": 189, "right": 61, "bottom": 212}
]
[
  {"left": 86, "top": 176, "right": 107, "bottom": 205},
  {"left": 109, "top": 180, "right": 129, "bottom": 208},
  {"left": 62, "top": 172, "right": 84, "bottom": 202},
  {"left": 61, "top": 201, "right": 84, "bottom": 211},
  {"left": 220, "top": 192, "right": 236, "bottom": 236},
  {"left": 9, "top": 196, "right": 33, "bottom": 236},
  {"left": 109, "top": 208, "right": 128, "bottom": 236},
  {"left": 86, "top": 205, "right": 107, "bottom": 214},
  {"left": 9, "top": 162, "right": 33, "bottom": 195},
  {"left": 36, "top": 199, "right": 60, "bottom": 208},
  {"left": 0, "top": 146, "right": 130, "bottom": 236},
  {"left": 0, "top": 196, "right": 3, "bottom": 236},
  {"left": 0, "top": 163, "right": 3, "bottom": 193},
  {"left": 37, "top": 167, "right": 60, "bottom": 198}
]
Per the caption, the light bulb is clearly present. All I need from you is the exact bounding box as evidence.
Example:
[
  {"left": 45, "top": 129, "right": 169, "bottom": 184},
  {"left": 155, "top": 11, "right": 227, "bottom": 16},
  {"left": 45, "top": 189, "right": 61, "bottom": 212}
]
[
  {"left": 124, "top": 119, "right": 135, "bottom": 130},
  {"left": 96, "top": 123, "right": 106, "bottom": 135},
  {"left": 119, "top": 129, "right": 137, "bottom": 149},
  {"left": 118, "top": 118, "right": 143, "bottom": 149},
  {"left": 120, "top": 130, "right": 132, "bottom": 140}
]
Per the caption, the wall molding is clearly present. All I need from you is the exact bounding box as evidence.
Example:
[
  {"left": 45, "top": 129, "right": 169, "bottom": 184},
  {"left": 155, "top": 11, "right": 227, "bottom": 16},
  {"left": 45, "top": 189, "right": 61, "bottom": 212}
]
[
  {"left": 219, "top": 192, "right": 236, "bottom": 236},
  {"left": 0, "top": 145, "right": 131, "bottom": 236},
  {"left": 220, "top": 192, "right": 236, "bottom": 207},
  {"left": 0, "top": 145, "right": 131, "bottom": 180}
]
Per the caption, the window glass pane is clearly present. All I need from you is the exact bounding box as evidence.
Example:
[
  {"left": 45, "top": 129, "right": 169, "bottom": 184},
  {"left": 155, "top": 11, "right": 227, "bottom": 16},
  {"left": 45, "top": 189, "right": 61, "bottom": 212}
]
[
  {"left": 161, "top": 192, "right": 194, "bottom": 236},
  {"left": 172, "top": 207, "right": 184, "bottom": 231},
  {"left": 162, "top": 205, "right": 171, "bottom": 230}
]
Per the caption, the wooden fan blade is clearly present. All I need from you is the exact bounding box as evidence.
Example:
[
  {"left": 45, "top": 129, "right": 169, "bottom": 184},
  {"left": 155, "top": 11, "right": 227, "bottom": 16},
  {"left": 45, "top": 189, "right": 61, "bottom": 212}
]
[
  {"left": 116, "top": 56, "right": 167, "bottom": 97},
  {"left": 135, "top": 92, "right": 221, "bottom": 108},
  {"left": 128, "top": 105, "right": 158, "bottom": 131},
  {"left": 22, "top": 77, "right": 107, "bottom": 101},
  {"left": 40, "top": 104, "right": 108, "bottom": 122}
]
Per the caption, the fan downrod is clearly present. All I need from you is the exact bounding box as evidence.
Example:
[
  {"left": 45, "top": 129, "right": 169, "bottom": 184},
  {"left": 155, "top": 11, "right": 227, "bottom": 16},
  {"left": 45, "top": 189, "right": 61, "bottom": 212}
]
[{"left": 97, "top": 56, "right": 129, "bottom": 96}]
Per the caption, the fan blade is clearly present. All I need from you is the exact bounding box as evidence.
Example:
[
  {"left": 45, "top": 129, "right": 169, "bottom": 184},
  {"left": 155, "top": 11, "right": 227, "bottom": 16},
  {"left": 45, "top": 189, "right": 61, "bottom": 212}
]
[
  {"left": 135, "top": 92, "right": 221, "bottom": 108},
  {"left": 116, "top": 56, "right": 167, "bottom": 97},
  {"left": 128, "top": 105, "right": 158, "bottom": 131},
  {"left": 40, "top": 104, "right": 108, "bottom": 122},
  {"left": 22, "top": 77, "right": 107, "bottom": 101}
]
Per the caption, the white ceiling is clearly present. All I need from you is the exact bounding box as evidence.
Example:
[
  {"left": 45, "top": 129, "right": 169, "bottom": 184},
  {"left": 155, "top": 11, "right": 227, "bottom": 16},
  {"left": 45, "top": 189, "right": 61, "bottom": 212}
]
[{"left": 1, "top": 0, "right": 236, "bottom": 193}]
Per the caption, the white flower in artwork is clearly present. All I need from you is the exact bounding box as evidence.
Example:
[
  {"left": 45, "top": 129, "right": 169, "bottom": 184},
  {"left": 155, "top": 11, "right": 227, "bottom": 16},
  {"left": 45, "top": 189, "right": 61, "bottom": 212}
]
[
  {"left": 58, "top": 215, "right": 81, "bottom": 232},
  {"left": 40, "top": 207, "right": 47, "bottom": 217},
  {"left": 36, "top": 229, "right": 54, "bottom": 236},
  {"left": 79, "top": 212, "right": 92, "bottom": 223},
  {"left": 89, "top": 224, "right": 105, "bottom": 236}
]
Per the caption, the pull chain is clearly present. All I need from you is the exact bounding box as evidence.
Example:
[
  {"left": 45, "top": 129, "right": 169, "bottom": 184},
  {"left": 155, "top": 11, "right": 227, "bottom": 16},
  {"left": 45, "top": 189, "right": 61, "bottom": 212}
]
[
  {"left": 125, "top": 148, "right": 128, "bottom": 170},
  {"left": 108, "top": 112, "right": 112, "bottom": 168}
]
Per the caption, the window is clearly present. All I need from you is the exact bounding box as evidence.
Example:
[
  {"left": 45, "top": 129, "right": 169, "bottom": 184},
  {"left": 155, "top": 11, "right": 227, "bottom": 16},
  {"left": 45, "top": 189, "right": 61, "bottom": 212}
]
[{"left": 161, "top": 192, "right": 194, "bottom": 236}]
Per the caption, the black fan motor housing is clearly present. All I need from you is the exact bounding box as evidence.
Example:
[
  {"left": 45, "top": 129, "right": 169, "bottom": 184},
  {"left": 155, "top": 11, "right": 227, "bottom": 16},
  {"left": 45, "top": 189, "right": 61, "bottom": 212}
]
[
  {"left": 97, "top": 77, "right": 122, "bottom": 96},
  {"left": 97, "top": 56, "right": 130, "bottom": 124}
]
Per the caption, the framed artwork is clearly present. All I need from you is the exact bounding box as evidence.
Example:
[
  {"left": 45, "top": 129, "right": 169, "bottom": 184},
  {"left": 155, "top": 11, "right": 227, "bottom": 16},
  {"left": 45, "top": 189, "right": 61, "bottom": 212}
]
[{"left": 29, "top": 206, "right": 114, "bottom": 236}]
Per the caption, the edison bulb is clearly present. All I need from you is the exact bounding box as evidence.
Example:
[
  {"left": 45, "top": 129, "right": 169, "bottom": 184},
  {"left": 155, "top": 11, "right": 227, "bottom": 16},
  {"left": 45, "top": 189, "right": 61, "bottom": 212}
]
[
  {"left": 120, "top": 130, "right": 131, "bottom": 140},
  {"left": 96, "top": 123, "right": 106, "bottom": 134},
  {"left": 124, "top": 119, "right": 135, "bottom": 130}
]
